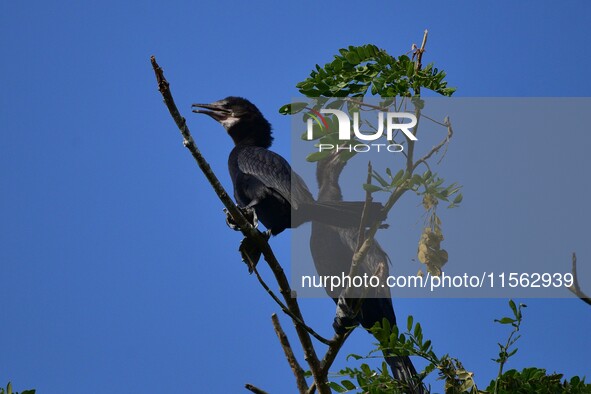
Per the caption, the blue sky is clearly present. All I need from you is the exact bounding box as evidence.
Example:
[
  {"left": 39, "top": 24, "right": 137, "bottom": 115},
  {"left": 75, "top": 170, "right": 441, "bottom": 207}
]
[{"left": 1, "top": 1, "right": 590, "bottom": 393}]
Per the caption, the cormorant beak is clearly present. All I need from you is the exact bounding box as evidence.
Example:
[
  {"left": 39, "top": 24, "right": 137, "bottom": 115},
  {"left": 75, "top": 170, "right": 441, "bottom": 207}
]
[{"left": 192, "top": 102, "right": 231, "bottom": 122}]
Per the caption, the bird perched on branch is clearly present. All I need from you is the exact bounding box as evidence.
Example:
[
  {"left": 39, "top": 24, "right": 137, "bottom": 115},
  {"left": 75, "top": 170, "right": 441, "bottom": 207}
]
[
  {"left": 192, "top": 97, "right": 385, "bottom": 239},
  {"left": 311, "top": 151, "right": 424, "bottom": 393},
  {"left": 193, "top": 96, "right": 419, "bottom": 390}
]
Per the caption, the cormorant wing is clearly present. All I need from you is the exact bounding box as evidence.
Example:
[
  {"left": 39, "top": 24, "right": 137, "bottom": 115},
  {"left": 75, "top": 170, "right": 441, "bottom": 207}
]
[{"left": 236, "top": 146, "right": 314, "bottom": 209}]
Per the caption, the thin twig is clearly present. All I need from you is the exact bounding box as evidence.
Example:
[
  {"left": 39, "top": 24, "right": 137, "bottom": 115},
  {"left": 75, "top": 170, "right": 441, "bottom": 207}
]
[
  {"left": 413, "top": 29, "right": 429, "bottom": 69},
  {"left": 421, "top": 113, "right": 449, "bottom": 127},
  {"left": 254, "top": 252, "right": 328, "bottom": 393},
  {"left": 151, "top": 56, "right": 329, "bottom": 394},
  {"left": 272, "top": 314, "right": 310, "bottom": 393},
  {"left": 568, "top": 252, "right": 591, "bottom": 306},
  {"left": 253, "top": 265, "right": 331, "bottom": 345},
  {"left": 245, "top": 384, "right": 269, "bottom": 394},
  {"left": 413, "top": 117, "right": 453, "bottom": 171},
  {"left": 405, "top": 29, "right": 429, "bottom": 172},
  {"left": 151, "top": 57, "right": 250, "bottom": 232},
  {"left": 356, "top": 161, "right": 373, "bottom": 250}
]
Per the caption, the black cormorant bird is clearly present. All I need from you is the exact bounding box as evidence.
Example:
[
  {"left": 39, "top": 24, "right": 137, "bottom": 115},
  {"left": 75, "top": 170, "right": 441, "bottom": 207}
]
[
  {"left": 311, "top": 151, "right": 424, "bottom": 393},
  {"left": 192, "top": 96, "right": 384, "bottom": 236}
]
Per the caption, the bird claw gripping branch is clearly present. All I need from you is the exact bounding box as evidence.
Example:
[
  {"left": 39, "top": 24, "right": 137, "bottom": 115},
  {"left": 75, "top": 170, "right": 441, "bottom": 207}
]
[{"left": 223, "top": 206, "right": 259, "bottom": 232}]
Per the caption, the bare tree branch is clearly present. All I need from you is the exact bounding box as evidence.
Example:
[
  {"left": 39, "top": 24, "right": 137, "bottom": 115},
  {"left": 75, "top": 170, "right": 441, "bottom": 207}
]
[
  {"left": 253, "top": 266, "right": 331, "bottom": 345},
  {"left": 318, "top": 331, "right": 353, "bottom": 379},
  {"left": 344, "top": 97, "right": 387, "bottom": 112},
  {"left": 151, "top": 56, "right": 250, "bottom": 232},
  {"left": 272, "top": 314, "right": 309, "bottom": 393},
  {"left": 412, "top": 29, "right": 429, "bottom": 69},
  {"left": 245, "top": 384, "right": 269, "bottom": 394},
  {"left": 568, "top": 252, "right": 591, "bottom": 306},
  {"left": 413, "top": 117, "right": 454, "bottom": 171},
  {"left": 405, "top": 29, "right": 429, "bottom": 172},
  {"left": 356, "top": 161, "right": 374, "bottom": 256},
  {"left": 150, "top": 56, "right": 331, "bottom": 394}
]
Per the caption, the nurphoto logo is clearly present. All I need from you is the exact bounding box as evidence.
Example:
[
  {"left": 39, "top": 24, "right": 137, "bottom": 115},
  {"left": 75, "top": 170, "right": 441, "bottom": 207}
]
[{"left": 306, "top": 108, "right": 417, "bottom": 153}]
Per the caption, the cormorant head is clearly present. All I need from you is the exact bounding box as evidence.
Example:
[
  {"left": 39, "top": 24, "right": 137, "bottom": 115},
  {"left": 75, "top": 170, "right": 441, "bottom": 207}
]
[
  {"left": 192, "top": 96, "right": 273, "bottom": 148},
  {"left": 316, "top": 151, "right": 346, "bottom": 201}
]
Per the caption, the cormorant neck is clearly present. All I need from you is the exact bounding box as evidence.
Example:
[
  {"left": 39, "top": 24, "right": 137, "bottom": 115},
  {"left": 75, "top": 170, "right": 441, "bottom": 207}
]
[
  {"left": 316, "top": 157, "right": 346, "bottom": 201},
  {"left": 227, "top": 119, "right": 273, "bottom": 148},
  {"left": 318, "top": 183, "right": 343, "bottom": 202}
]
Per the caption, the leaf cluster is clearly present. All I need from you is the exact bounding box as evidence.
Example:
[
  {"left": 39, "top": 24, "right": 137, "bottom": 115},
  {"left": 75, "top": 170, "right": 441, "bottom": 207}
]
[
  {"left": 485, "top": 368, "right": 590, "bottom": 394},
  {"left": 327, "top": 362, "right": 408, "bottom": 394},
  {"left": 296, "top": 44, "right": 456, "bottom": 98},
  {"left": 325, "top": 301, "right": 590, "bottom": 393},
  {"left": 0, "top": 382, "right": 35, "bottom": 394},
  {"left": 491, "top": 300, "right": 528, "bottom": 394},
  {"left": 364, "top": 169, "right": 461, "bottom": 207},
  {"left": 369, "top": 316, "right": 474, "bottom": 392}
]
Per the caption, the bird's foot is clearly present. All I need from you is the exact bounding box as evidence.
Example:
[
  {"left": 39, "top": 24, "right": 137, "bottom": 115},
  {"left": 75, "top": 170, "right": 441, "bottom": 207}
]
[
  {"left": 332, "top": 296, "right": 360, "bottom": 334},
  {"left": 239, "top": 229, "right": 271, "bottom": 273},
  {"left": 224, "top": 206, "right": 258, "bottom": 231}
]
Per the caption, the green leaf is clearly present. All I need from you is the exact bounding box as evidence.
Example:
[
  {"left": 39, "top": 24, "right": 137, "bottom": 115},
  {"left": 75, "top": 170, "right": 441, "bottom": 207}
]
[
  {"left": 356, "top": 374, "right": 367, "bottom": 388},
  {"left": 347, "top": 353, "right": 363, "bottom": 361},
  {"left": 413, "top": 322, "right": 422, "bottom": 340},
  {"left": 361, "top": 363, "right": 372, "bottom": 376},
  {"left": 410, "top": 174, "right": 423, "bottom": 186},
  {"left": 372, "top": 172, "right": 389, "bottom": 187},
  {"left": 391, "top": 169, "right": 405, "bottom": 186},
  {"left": 459, "top": 379, "right": 475, "bottom": 392},
  {"left": 344, "top": 51, "right": 360, "bottom": 65},
  {"left": 509, "top": 299, "right": 518, "bottom": 319},
  {"left": 380, "top": 361, "right": 391, "bottom": 377},
  {"left": 306, "top": 150, "right": 333, "bottom": 162},
  {"left": 341, "top": 380, "right": 357, "bottom": 390},
  {"left": 329, "top": 382, "right": 346, "bottom": 393},
  {"left": 363, "top": 184, "right": 383, "bottom": 193},
  {"left": 407, "top": 315, "right": 413, "bottom": 332},
  {"left": 507, "top": 348, "right": 518, "bottom": 357},
  {"left": 495, "top": 317, "right": 516, "bottom": 325},
  {"left": 278, "top": 102, "right": 308, "bottom": 115},
  {"left": 424, "top": 363, "right": 436, "bottom": 375}
]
